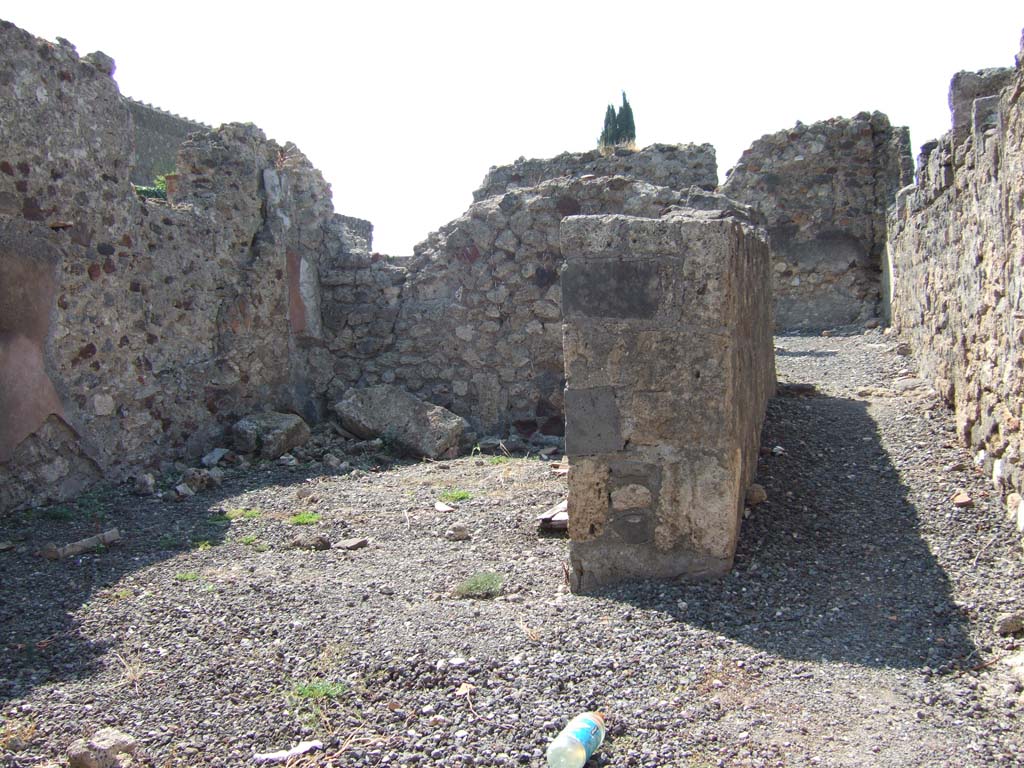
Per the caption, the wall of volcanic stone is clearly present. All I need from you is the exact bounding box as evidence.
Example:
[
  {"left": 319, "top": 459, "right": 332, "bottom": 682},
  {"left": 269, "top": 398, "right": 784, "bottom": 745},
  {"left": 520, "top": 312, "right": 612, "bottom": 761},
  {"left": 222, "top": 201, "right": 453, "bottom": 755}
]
[
  {"left": 473, "top": 143, "right": 718, "bottom": 202},
  {"left": 315, "top": 177, "right": 703, "bottom": 439},
  {"left": 722, "top": 112, "right": 913, "bottom": 330},
  {"left": 0, "top": 20, "right": 369, "bottom": 511},
  {"left": 126, "top": 98, "right": 210, "bottom": 186},
  {"left": 889, "top": 37, "right": 1024, "bottom": 510}
]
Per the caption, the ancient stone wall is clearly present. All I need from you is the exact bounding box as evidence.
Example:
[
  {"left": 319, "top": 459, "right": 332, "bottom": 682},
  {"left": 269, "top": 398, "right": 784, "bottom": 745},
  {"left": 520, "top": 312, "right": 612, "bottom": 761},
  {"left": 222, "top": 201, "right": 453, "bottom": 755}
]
[
  {"left": 889, "top": 36, "right": 1024, "bottom": 515},
  {"left": 474, "top": 143, "right": 718, "bottom": 202},
  {"left": 722, "top": 112, "right": 913, "bottom": 330},
  {"left": 0, "top": 15, "right": 930, "bottom": 517},
  {"left": 560, "top": 208, "right": 775, "bottom": 590},
  {"left": 125, "top": 98, "right": 210, "bottom": 186},
  {"left": 0, "top": 21, "right": 367, "bottom": 511},
  {"left": 314, "top": 178, "right": 720, "bottom": 439}
]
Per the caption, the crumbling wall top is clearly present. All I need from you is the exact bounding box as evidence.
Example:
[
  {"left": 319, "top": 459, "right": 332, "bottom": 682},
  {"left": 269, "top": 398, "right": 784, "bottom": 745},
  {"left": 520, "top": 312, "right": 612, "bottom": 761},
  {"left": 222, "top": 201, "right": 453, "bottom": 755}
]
[
  {"left": 473, "top": 143, "right": 718, "bottom": 202},
  {"left": 948, "top": 67, "right": 1014, "bottom": 144}
]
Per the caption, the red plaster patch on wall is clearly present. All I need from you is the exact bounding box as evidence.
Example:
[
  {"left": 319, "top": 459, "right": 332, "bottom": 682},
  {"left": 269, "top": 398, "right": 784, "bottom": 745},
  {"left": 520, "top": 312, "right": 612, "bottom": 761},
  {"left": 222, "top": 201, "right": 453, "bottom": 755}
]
[
  {"left": 286, "top": 248, "right": 306, "bottom": 335},
  {"left": 0, "top": 224, "right": 66, "bottom": 462}
]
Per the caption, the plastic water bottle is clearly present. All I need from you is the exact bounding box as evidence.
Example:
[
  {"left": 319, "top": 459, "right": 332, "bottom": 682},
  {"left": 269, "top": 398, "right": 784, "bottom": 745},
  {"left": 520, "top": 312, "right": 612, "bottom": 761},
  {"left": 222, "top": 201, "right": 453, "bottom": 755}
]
[{"left": 546, "top": 711, "right": 606, "bottom": 768}]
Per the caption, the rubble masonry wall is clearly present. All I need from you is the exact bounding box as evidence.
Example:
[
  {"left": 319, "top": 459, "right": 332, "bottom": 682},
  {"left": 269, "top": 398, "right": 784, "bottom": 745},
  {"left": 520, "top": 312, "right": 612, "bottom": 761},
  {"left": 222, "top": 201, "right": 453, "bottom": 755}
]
[
  {"left": 0, "top": 14, "right": 919, "bottom": 513},
  {"left": 0, "top": 21, "right": 370, "bottom": 510},
  {"left": 473, "top": 143, "right": 718, "bottom": 202},
  {"left": 126, "top": 99, "right": 210, "bottom": 186},
  {"left": 888, "top": 37, "right": 1024, "bottom": 512},
  {"left": 722, "top": 112, "right": 913, "bottom": 330},
  {"left": 317, "top": 176, "right": 703, "bottom": 440}
]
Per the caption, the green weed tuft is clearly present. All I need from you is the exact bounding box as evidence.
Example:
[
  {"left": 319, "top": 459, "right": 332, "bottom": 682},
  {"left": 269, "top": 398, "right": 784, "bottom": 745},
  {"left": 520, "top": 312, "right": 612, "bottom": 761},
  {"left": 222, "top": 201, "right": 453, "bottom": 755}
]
[
  {"left": 292, "top": 679, "right": 350, "bottom": 700},
  {"left": 226, "top": 508, "right": 261, "bottom": 520},
  {"left": 454, "top": 571, "right": 504, "bottom": 599},
  {"left": 288, "top": 512, "right": 320, "bottom": 526}
]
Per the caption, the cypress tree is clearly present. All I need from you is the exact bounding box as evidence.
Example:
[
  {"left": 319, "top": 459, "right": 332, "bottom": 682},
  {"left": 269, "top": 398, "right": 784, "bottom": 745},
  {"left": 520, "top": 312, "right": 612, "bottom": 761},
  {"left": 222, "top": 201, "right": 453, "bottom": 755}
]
[
  {"left": 598, "top": 92, "right": 636, "bottom": 149},
  {"left": 616, "top": 91, "right": 636, "bottom": 145},
  {"left": 599, "top": 104, "right": 617, "bottom": 148}
]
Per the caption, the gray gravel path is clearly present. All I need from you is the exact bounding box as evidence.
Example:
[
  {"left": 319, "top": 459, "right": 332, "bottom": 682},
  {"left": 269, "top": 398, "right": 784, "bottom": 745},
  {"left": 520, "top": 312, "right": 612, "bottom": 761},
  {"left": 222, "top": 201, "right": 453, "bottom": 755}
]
[{"left": 1, "top": 329, "right": 1022, "bottom": 767}]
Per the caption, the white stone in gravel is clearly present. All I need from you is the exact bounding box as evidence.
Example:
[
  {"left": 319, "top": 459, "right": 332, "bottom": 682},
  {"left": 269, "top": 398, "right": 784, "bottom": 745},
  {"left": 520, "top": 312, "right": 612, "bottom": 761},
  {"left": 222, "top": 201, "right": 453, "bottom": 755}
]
[
  {"left": 435, "top": 501, "right": 456, "bottom": 513},
  {"left": 68, "top": 727, "right": 136, "bottom": 768},
  {"left": 201, "top": 447, "right": 229, "bottom": 467},
  {"left": 253, "top": 740, "right": 323, "bottom": 764},
  {"left": 993, "top": 458, "right": 1007, "bottom": 489}
]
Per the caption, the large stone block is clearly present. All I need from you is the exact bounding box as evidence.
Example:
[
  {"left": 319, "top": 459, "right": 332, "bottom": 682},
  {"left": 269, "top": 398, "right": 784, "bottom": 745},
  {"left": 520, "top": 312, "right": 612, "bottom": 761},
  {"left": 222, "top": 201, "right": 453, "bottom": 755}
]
[
  {"left": 333, "top": 385, "right": 469, "bottom": 459},
  {"left": 560, "top": 211, "right": 774, "bottom": 591},
  {"left": 232, "top": 412, "right": 311, "bottom": 459}
]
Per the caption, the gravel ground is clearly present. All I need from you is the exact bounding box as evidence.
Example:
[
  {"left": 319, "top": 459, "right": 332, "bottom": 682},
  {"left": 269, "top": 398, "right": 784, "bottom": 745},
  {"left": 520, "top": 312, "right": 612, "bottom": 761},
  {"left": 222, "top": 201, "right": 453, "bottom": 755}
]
[{"left": 2, "top": 329, "right": 1023, "bottom": 768}]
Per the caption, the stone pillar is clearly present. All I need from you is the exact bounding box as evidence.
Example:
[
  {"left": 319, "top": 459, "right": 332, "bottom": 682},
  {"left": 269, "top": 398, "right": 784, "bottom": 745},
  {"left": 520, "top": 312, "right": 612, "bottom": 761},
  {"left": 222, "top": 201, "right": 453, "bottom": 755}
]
[{"left": 560, "top": 211, "right": 774, "bottom": 592}]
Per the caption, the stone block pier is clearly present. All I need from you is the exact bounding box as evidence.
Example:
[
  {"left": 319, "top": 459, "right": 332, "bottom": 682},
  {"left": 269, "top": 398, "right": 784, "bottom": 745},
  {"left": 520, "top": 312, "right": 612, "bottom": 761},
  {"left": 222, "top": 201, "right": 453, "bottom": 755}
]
[{"left": 560, "top": 210, "right": 775, "bottom": 591}]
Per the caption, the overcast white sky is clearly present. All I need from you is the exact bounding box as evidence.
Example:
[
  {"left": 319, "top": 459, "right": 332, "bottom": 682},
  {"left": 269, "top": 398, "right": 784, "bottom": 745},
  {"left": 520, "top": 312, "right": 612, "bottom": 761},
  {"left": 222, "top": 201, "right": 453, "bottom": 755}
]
[{"left": 6, "top": 3, "right": 1023, "bottom": 254}]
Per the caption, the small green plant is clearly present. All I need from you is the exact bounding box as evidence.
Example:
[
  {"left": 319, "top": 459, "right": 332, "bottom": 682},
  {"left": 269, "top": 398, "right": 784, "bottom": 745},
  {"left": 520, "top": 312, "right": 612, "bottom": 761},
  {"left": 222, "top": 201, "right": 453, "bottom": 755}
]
[
  {"left": 208, "top": 514, "right": 232, "bottom": 526},
  {"left": 239, "top": 534, "right": 258, "bottom": 545},
  {"left": 39, "top": 505, "right": 76, "bottom": 521},
  {"left": 133, "top": 172, "right": 170, "bottom": 201},
  {"left": 193, "top": 540, "right": 213, "bottom": 551},
  {"left": 173, "top": 571, "right": 200, "bottom": 582},
  {"left": 156, "top": 533, "right": 183, "bottom": 550},
  {"left": 292, "top": 679, "right": 350, "bottom": 700},
  {"left": 253, "top": 542, "right": 270, "bottom": 552},
  {"left": 454, "top": 571, "right": 504, "bottom": 599},
  {"left": 288, "top": 512, "right": 320, "bottom": 526},
  {"left": 486, "top": 455, "right": 511, "bottom": 465},
  {"left": 226, "top": 507, "right": 261, "bottom": 520},
  {"left": 440, "top": 489, "right": 472, "bottom": 503}
]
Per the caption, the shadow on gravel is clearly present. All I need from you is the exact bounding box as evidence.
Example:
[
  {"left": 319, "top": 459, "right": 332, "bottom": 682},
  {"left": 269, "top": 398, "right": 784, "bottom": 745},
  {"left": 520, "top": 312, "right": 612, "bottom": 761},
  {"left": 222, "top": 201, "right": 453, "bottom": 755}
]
[
  {"left": 600, "top": 394, "right": 976, "bottom": 671},
  {"left": 0, "top": 464, "right": 343, "bottom": 705},
  {"left": 774, "top": 348, "right": 837, "bottom": 359}
]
